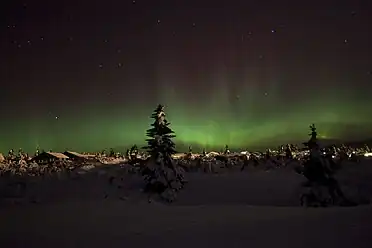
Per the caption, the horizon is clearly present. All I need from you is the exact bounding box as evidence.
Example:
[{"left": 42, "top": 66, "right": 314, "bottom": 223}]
[{"left": 1, "top": 133, "right": 371, "bottom": 154}]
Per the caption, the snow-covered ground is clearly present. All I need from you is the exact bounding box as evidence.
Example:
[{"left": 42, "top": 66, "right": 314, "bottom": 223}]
[
  {"left": 1, "top": 159, "right": 372, "bottom": 248},
  {"left": 1, "top": 202, "right": 372, "bottom": 248}
]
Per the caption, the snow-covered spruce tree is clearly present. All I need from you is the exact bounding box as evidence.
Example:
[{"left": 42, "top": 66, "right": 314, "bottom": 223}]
[
  {"left": 302, "top": 123, "right": 318, "bottom": 150},
  {"left": 142, "top": 104, "right": 186, "bottom": 202},
  {"left": 129, "top": 144, "right": 138, "bottom": 159},
  {"left": 128, "top": 144, "right": 141, "bottom": 166},
  {"left": 301, "top": 124, "right": 324, "bottom": 182},
  {"left": 109, "top": 148, "right": 115, "bottom": 157},
  {"left": 299, "top": 124, "right": 349, "bottom": 206},
  {"left": 224, "top": 144, "right": 230, "bottom": 155}
]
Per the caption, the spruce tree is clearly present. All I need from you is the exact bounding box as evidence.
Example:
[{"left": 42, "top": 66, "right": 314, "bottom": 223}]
[
  {"left": 109, "top": 148, "right": 115, "bottom": 157},
  {"left": 142, "top": 104, "right": 185, "bottom": 201},
  {"left": 130, "top": 144, "right": 138, "bottom": 159},
  {"left": 128, "top": 144, "right": 140, "bottom": 165},
  {"left": 224, "top": 144, "right": 230, "bottom": 155},
  {"left": 308, "top": 124, "right": 318, "bottom": 149},
  {"left": 299, "top": 124, "right": 348, "bottom": 206},
  {"left": 302, "top": 124, "right": 323, "bottom": 179}
]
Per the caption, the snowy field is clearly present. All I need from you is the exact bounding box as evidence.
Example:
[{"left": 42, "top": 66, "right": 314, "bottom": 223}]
[{"left": 1, "top": 158, "right": 372, "bottom": 248}]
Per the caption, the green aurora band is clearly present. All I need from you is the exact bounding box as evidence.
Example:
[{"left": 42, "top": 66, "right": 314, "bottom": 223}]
[{"left": 1, "top": 81, "right": 371, "bottom": 153}]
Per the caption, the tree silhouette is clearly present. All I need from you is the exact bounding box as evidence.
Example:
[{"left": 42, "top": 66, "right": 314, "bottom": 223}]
[
  {"left": 109, "top": 148, "right": 115, "bottom": 157},
  {"left": 144, "top": 104, "right": 176, "bottom": 158},
  {"left": 224, "top": 144, "right": 230, "bottom": 155},
  {"left": 308, "top": 124, "right": 318, "bottom": 148},
  {"left": 129, "top": 144, "right": 138, "bottom": 159},
  {"left": 142, "top": 104, "right": 185, "bottom": 201},
  {"left": 302, "top": 124, "right": 318, "bottom": 150},
  {"left": 299, "top": 124, "right": 350, "bottom": 207}
]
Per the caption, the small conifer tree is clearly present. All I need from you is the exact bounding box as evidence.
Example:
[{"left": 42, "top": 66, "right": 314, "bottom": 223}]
[
  {"left": 109, "top": 148, "right": 115, "bottom": 157},
  {"left": 299, "top": 124, "right": 348, "bottom": 206},
  {"left": 142, "top": 104, "right": 185, "bottom": 201},
  {"left": 224, "top": 145, "right": 230, "bottom": 155},
  {"left": 127, "top": 144, "right": 140, "bottom": 165},
  {"left": 130, "top": 144, "right": 138, "bottom": 158},
  {"left": 308, "top": 124, "right": 318, "bottom": 149}
]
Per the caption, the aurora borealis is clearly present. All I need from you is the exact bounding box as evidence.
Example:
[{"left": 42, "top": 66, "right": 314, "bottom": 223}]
[{"left": 1, "top": 0, "right": 372, "bottom": 153}]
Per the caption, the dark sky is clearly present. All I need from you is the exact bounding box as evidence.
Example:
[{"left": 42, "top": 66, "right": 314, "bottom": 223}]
[{"left": 1, "top": 0, "right": 372, "bottom": 152}]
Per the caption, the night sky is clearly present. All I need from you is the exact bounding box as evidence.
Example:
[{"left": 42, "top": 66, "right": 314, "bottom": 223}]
[{"left": 1, "top": 0, "right": 372, "bottom": 153}]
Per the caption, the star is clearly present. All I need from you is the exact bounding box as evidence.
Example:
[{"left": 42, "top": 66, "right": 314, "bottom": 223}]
[
  {"left": 98, "top": 64, "right": 103, "bottom": 68},
  {"left": 157, "top": 19, "right": 161, "bottom": 24}
]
